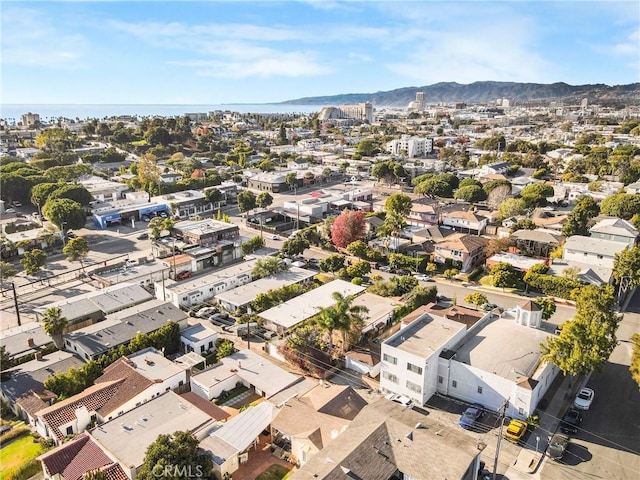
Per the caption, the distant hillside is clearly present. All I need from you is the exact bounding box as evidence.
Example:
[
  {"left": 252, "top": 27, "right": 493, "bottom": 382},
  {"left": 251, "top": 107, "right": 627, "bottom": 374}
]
[{"left": 281, "top": 81, "right": 640, "bottom": 107}]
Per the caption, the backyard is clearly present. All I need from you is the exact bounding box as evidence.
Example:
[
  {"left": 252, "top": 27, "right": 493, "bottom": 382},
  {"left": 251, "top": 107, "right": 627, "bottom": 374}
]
[
  {"left": 0, "top": 433, "right": 45, "bottom": 480},
  {"left": 255, "top": 464, "right": 292, "bottom": 480}
]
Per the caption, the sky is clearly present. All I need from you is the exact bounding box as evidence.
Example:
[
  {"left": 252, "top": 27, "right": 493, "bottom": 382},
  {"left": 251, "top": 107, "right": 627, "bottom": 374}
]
[{"left": 1, "top": 0, "right": 639, "bottom": 105}]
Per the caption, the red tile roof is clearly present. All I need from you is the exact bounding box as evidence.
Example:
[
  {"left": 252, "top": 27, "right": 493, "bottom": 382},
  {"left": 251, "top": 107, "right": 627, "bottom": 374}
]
[
  {"left": 39, "top": 433, "right": 112, "bottom": 480},
  {"left": 94, "top": 358, "right": 154, "bottom": 417},
  {"left": 16, "top": 390, "right": 54, "bottom": 416},
  {"left": 36, "top": 381, "right": 124, "bottom": 441}
]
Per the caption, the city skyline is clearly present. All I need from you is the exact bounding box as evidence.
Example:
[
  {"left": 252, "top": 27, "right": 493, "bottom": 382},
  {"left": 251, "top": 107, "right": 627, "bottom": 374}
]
[{"left": 2, "top": 0, "right": 639, "bottom": 105}]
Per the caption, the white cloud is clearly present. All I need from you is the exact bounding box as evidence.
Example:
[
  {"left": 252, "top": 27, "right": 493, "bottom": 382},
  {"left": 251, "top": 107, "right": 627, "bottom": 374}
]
[
  {"left": 348, "top": 52, "right": 373, "bottom": 62},
  {"left": 1, "top": 6, "right": 87, "bottom": 68},
  {"left": 611, "top": 28, "right": 640, "bottom": 56}
]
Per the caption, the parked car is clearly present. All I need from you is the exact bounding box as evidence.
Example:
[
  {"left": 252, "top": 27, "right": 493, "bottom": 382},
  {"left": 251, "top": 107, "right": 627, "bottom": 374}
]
[
  {"left": 458, "top": 404, "right": 485, "bottom": 430},
  {"left": 12, "top": 201, "right": 22, "bottom": 207},
  {"left": 573, "top": 387, "right": 594, "bottom": 410},
  {"left": 142, "top": 216, "right": 151, "bottom": 222},
  {"left": 413, "top": 273, "right": 432, "bottom": 282},
  {"left": 481, "top": 303, "right": 499, "bottom": 311},
  {"left": 137, "top": 232, "right": 149, "bottom": 240},
  {"left": 271, "top": 234, "right": 280, "bottom": 240},
  {"left": 125, "top": 259, "right": 138, "bottom": 268},
  {"left": 177, "top": 271, "right": 192, "bottom": 280},
  {"left": 379, "top": 265, "right": 392, "bottom": 273},
  {"left": 196, "top": 307, "right": 218, "bottom": 318},
  {"left": 559, "top": 408, "right": 583, "bottom": 434},
  {"left": 0, "top": 424, "right": 13, "bottom": 434},
  {"left": 503, "top": 419, "right": 528, "bottom": 443},
  {"left": 547, "top": 433, "right": 569, "bottom": 461},
  {"left": 5, "top": 208, "right": 16, "bottom": 214},
  {"left": 385, "top": 393, "right": 413, "bottom": 408},
  {"left": 159, "top": 212, "right": 168, "bottom": 218}
]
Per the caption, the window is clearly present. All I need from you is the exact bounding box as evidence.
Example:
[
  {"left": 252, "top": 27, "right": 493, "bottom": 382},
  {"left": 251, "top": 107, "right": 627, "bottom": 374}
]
[
  {"left": 382, "top": 372, "right": 398, "bottom": 384},
  {"left": 200, "top": 345, "right": 205, "bottom": 353},
  {"left": 407, "top": 363, "right": 423, "bottom": 375},
  {"left": 179, "top": 380, "right": 184, "bottom": 386},
  {"left": 406, "top": 380, "right": 421, "bottom": 393},
  {"left": 452, "top": 380, "right": 457, "bottom": 388},
  {"left": 66, "top": 426, "right": 73, "bottom": 435},
  {"left": 383, "top": 354, "right": 397, "bottom": 365},
  {"left": 477, "top": 386, "right": 483, "bottom": 394},
  {"left": 208, "top": 341, "right": 213, "bottom": 349},
  {"left": 438, "top": 376, "right": 443, "bottom": 384},
  {"left": 518, "top": 407, "right": 524, "bottom": 415}
]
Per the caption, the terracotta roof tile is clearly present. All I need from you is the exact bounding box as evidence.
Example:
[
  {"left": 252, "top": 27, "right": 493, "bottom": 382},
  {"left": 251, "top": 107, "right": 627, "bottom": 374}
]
[
  {"left": 39, "top": 433, "right": 113, "bottom": 480},
  {"left": 94, "top": 358, "right": 154, "bottom": 417},
  {"left": 16, "top": 390, "right": 53, "bottom": 416},
  {"left": 36, "top": 381, "right": 124, "bottom": 441}
]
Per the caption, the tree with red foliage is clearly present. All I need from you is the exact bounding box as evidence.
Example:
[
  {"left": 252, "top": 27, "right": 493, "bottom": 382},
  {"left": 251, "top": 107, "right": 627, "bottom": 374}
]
[{"left": 331, "top": 209, "right": 366, "bottom": 248}]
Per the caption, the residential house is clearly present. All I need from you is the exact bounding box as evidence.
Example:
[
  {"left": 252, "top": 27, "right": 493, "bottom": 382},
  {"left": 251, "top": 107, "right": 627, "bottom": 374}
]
[
  {"left": 479, "top": 161, "right": 510, "bottom": 175},
  {"left": 433, "top": 233, "right": 488, "bottom": 273},
  {"left": 289, "top": 399, "right": 484, "bottom": 480},
  {"left": 270, "top": 384, "right": 368, "bottom": 467},
  {"left": 63, "top": 300, "right": 188, "bottom": 361},
  {"left": 259, "top": 280, "right": 366, "bottom": 335},
  {"left": 510, "top": 228, "right": 563, "bottom": 257},
  {"left": 0, "top": 322, "right": 54, "bottom": 365},
  {"left": 589, "top": 217, "right": 638, "bottom": 245},
  {"left": 486, "top": 252, "right": 547, "bottom": 272},
  {"left": 190, "top": 349, "right": 302, "bottom": 401},
  {"left": 563, "top": 235, "right": 629, "bottom": 269},
  {"left": 406, "top": 201, "right": 439, "bottom": 227},
  {"left": 38, "top": 433, "right": 129, "bottom": 480},
  {"left": 78, "top": 175, "right": 129, "bottom": 202},
  {"left": 441, "top": 210, "right": 488, "bottom": 235},
  {"left": 179, "top": 322, "right": 218, "bottom": 355},
  {"left": 215, "top": 267, "right": 316, "bottom": 312},
  {"left": 159, "top": 172, "right": 183, "bottom": 183},
  {"left": 1, "top": 351, "right": 83, "bottom": 418},
  {"left": 89, "top": 391, "right": 218, "bottom": 480}
]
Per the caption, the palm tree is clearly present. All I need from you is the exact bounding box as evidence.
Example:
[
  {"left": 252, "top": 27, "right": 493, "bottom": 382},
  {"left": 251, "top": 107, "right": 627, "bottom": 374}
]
[
  {"left": 41, "top": 307, "right": 68, "bottom": 349},
  {"left": 316, "top": 292, "right": 369, "bottom": 353}
]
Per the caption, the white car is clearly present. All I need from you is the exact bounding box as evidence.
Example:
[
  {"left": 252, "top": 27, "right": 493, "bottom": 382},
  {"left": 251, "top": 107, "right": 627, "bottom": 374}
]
[
  {"left": 573, "top": 387, "right": 594, "bottom": 410},
  {"left": 385, "top": 393, "right": 413, "bottom": 408},
  {"left": 413, "top": 273, "right": 431, "bottom": 282}
]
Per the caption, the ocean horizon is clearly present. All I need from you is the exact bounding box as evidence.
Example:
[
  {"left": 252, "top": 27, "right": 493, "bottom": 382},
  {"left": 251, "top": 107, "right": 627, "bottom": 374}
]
[{"left": 0, "top": 103, "right": 324, "bottom": 121}]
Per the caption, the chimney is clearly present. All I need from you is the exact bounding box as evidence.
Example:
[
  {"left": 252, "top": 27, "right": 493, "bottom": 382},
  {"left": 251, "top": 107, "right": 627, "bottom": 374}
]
[
  {"left": 27, "top": 338, "right": 35, "bottom": 347},
  {"left": 34, "top": 352, "right": 43, "bottom": 361}
]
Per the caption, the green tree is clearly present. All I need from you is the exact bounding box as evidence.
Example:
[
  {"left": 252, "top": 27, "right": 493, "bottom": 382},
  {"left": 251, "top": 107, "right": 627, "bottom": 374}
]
[
  {"left": 237, "top": 190, "right": 257, "bottom": 213},
  {"left": 63, "top": 237, "right": 89, "bottom": 272},
  {"left": 0, "top": 261, "right": 18, "bottom": 283},
  {"left": 497, "top": 198, "right": 528, "bottom": 220},
  {"left": 137, "top": 153, "right": 161, "bottom": 193},
  {"left": 241, "top": 236, "right": 265, "bottom": 255},
  {"left": 204, "top": 188, "right": 222, "bottom": 207},
  {"left": 258, "top": 159, "right": 275, "bottom": 172},
  {"left": 534, "top": 297, "right": 556, "bottom": 321},
  {"left": 42, "top": 198, "right": 86, "bottom": 230},
  {"left": 30, "top": 182, "right": 60, "bottom": 213},
  {"left": 49, "top": 184, "right": 93, "bottom": 206},
  {"left": 612, "top": 243, "right": 640, "bottom": 291},
  {"left": 346, "top": 240, "right": 369, "bottom": 259},
  {"left": 315, "top": 292, "right": 368, "bottom": 352},
  {"left": 281, "top": 236, "right": 310, "bottom": 257},
  {"left": 346, "top": 260, "right": 371, "bottom": 278},
  {"left": 0, "top": 345, "right": 11, "bottom": 371},
  {"left": 443, "top": 268, "right": 459, "bottom": 280},
  {"left": 561, "top": 195, "right": 600, "bottom": 237},
  {"left": 454, "top": 185, "right": 487, "bottom": 203},
  {"left": 21, "top": 248, "right": 47, "bottom": 276},
  {"left": 285, "top": 172, "right": 298, "bottom": 190},
  {"left": 600, "top": 193, "right": 640, "bottom": 219},
  {"left": 136, "top": 431, "right": 213, "bottom": 480},
  {"left": 464, "top": 292, "right": 488, "bottom": 307},
  {"left": 490, "top": 262, "right": 519, "bottom": 290},
  {"left": 252, "top": 257, "right": 288, "bottom": 279},
  {"left": 256, "top": 192, "right": 274, "bottom": 209},
  {"left": 319, "top": 254, "right": 346, "bottom": 273},
  {"left": 215, "top": 338, "right": 237, "bottom": 361},
  {"left": 144, "top": 126, "right": 171, "bottom": 147},
  {"left": 384, "top": 193, "right": 413, "bottom": 217},
  {"left": 519, "top": 183, "right": 554, "bottom": 207},
  {"left": 541, "top": 285, "right": 621, "bottom": 376},
  {"left": 148, "top": 217, "right": 175, "bottom": 239},
  {"left": 414, "top": 178, "right": 452, "bottom": 198},
  {"left": 510, "top": 219, "right": 537, "bottom": 233},
  {"left": 41, "top": 306, "right": 68, "bottom": 348}
]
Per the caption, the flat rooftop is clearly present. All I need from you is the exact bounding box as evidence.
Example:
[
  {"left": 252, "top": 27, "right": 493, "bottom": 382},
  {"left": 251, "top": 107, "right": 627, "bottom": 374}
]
[
  {"left": 214, "top": 267, "right": 316, "bottom": 307},
  {"left": 385, "top": 314, "right": 466, "bottom": 357},
  {"left": 191, "top": 349, "right": 300, "bottom": 399},
  {"left": 127, "top": 347, "right": 187, "bottom": 381},
  {"left": 259, "top": 280, "right": 365, "bottom": 329},
  {"left": 453, "top": 315, "right": 552, "bottom": 381},
  {"left": 0, "top": 322, "right": 52, "bottom": 359},
  {"left": 161, "top": 258, "right": 259, "bottom": 294},
  {"left": 351, "top": 293, "right": 399, "bottom": 331},
  {"left": 180, "top": 323, "right": 218, "bottom": 343},
  {"left": 90, "top": 391, "right": 214, "bottom": 468}
]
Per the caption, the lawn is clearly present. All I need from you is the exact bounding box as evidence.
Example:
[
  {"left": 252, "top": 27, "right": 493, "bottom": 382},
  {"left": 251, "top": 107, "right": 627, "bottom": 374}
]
[
  {"left": 0, "top": 434, "right": 43, "bottom": 480},
  {"left": 255, "top": 464, "right": 292, "bottom": 480}
]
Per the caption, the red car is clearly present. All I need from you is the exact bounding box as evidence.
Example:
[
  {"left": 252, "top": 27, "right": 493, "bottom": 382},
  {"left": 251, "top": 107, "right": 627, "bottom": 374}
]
[{"left": 177, "top": 271, "right": 192, "bottom": 280}]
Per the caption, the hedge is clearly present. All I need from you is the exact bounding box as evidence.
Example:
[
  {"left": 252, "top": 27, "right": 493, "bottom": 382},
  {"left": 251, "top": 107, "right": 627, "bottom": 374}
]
[{"left": 523, "top": 272, "right": 584, "bottom": 299}]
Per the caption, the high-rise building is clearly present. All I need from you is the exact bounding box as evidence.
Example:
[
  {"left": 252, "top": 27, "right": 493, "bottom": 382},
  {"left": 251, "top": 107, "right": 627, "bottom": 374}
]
[
  {"left": 407, "top": 92, "right": 425, "bottom": 112},
  {"left": 21, "top": 112, "right": 40, "bottom": 127},
  {"left": 318, "top": 102, "right": 373, "bottom": 123}
]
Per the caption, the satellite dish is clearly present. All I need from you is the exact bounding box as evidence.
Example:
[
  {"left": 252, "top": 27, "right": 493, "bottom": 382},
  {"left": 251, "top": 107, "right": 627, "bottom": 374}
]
[{"left": 351, "top": 176, "right": 356, "bottom": 182}]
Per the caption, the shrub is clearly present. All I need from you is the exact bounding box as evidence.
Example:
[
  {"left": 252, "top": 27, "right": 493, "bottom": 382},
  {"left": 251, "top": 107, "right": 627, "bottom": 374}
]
[{"left": 351, "top": 277, "right": 363, "bottom": 285}]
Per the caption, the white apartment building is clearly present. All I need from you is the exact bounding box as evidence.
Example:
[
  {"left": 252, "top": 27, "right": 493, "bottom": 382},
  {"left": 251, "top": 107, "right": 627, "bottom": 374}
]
[
  {"left": 380, "top": 314, "right": 467, "bottom": 406},
  {"left": 385, "top": 135, "right": 433, "bottom": 158}
]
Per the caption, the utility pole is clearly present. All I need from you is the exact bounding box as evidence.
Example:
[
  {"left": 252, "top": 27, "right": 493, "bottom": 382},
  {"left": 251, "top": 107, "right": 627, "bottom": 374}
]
[
  {"left": 11, "top": 282, "right": 21, "bottom": 326},
  {"left": 492, "top": 398, "right": 510, "bottom": 480}
]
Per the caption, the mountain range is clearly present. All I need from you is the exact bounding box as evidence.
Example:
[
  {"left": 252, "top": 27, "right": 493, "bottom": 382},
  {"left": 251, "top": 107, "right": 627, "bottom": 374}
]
[{"left": 281, "top": 81, "right": 640, "bottom": 107}]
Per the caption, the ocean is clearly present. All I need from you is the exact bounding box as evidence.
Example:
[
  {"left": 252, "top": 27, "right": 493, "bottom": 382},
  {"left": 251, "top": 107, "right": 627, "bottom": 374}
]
[{"left": 0, "top": 104, "right": 324, "bottom": 122}]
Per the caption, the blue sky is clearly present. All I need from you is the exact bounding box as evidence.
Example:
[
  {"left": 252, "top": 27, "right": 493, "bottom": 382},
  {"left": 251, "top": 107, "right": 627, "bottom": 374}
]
[{"left": 2, "top": 0, "right": 638, "bottom": 104}]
